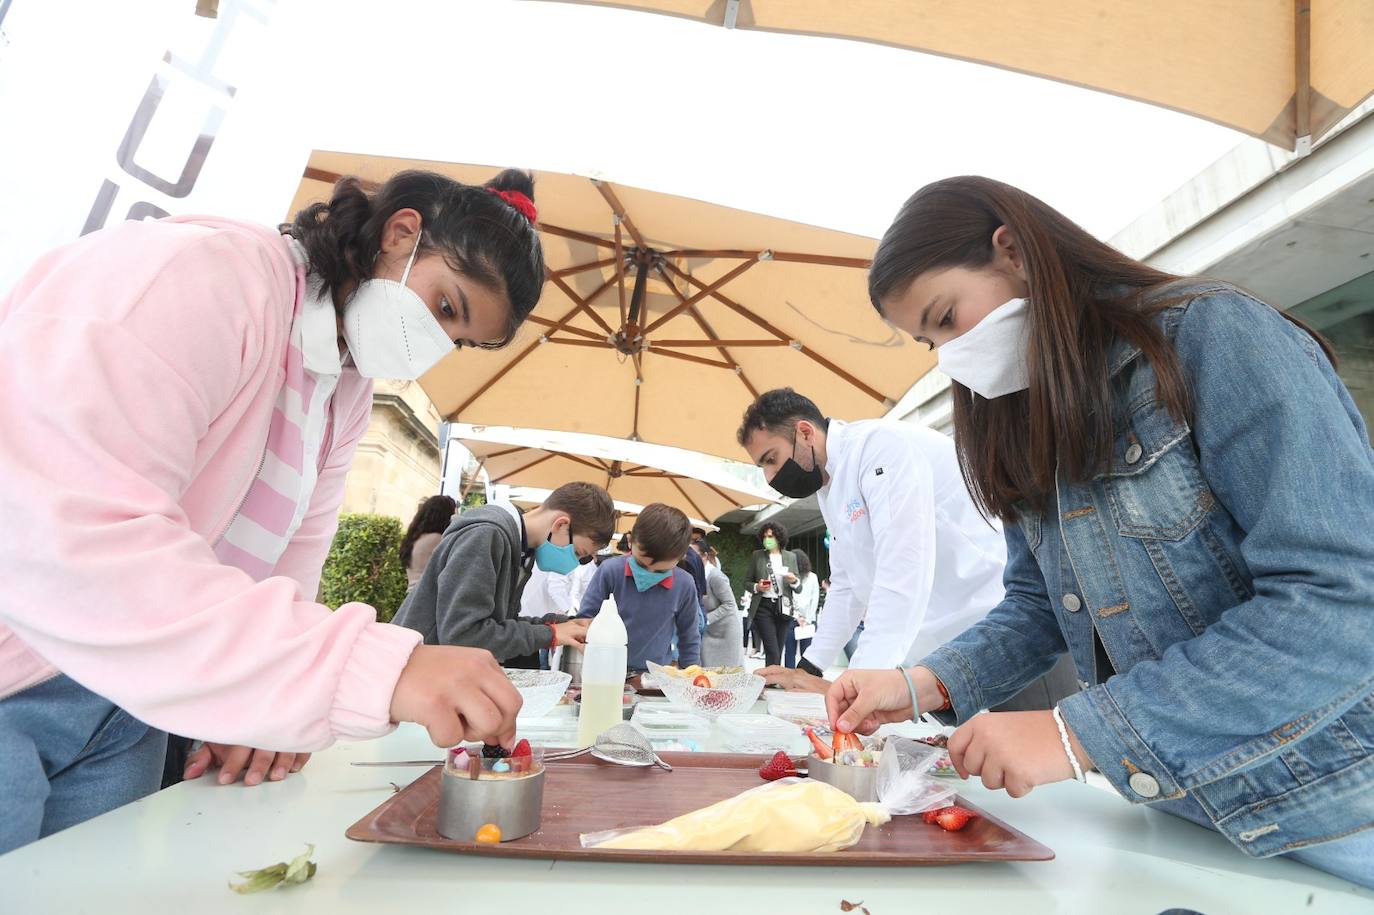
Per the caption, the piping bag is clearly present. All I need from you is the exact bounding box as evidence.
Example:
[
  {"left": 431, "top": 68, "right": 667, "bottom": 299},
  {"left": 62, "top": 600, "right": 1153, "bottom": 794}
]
[{"left": 580, "top": 738, "right": 954, "bottom": 853}]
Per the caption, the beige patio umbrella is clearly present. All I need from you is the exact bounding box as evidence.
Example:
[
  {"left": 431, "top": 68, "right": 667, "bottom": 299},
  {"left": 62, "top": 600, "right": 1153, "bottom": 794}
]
[
  {"left": 289, "top": 151, "right": 932, "bottom": 458},
  {"left": 546, "top": 0, "right": 1374, "bottom": 151},
  {"left": 451, "top": 423, "right": 776, "bottom": 524},
  {"left": 502, "top": 487, "right": 720, "bottom": 536}
]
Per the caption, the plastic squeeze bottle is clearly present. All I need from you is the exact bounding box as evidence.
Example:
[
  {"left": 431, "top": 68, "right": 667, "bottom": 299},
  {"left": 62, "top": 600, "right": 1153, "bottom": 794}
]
[{"left": 577, "top": 594, "right": 628, "bottom": 746}]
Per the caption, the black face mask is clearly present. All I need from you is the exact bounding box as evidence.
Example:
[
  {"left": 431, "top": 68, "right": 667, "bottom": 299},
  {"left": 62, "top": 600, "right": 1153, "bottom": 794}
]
[{"left": 769, "top": 438, "right": 823, "bottom": 499}]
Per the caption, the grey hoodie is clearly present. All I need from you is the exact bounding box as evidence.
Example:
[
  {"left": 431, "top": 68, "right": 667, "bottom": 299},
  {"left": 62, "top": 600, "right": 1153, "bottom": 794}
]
[{"left": 392, "top": 505, "right": 552, "bottom": 662}]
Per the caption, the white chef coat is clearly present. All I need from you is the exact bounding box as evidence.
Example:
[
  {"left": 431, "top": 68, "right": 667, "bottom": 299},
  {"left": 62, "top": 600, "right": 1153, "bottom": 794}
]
[
  {"left": 803, "top": 418, "right": 1007, "bottom": 671},
  {"left": 519, "top": 565, "right": 574, "bottom": 619}
]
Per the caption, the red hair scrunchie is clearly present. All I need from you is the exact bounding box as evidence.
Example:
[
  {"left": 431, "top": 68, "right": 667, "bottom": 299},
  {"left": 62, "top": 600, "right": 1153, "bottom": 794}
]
[{"left": 488, "top": 188, "right": 538, "bottom": 225}]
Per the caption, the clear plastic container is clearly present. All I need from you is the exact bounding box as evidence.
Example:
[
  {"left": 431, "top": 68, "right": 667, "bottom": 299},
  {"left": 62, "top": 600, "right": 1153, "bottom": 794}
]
[
  {"left": 715, "top": 714, "right": 803, "bottom": 752},
  {"left": 630, "top": 702, "right": 712, "bottom": 744}
]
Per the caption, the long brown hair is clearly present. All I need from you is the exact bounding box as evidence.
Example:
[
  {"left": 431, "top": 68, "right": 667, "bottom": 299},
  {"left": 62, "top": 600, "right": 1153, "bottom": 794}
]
[{"left": 868, "top": 176, "right": 1329, "bottom": 522}]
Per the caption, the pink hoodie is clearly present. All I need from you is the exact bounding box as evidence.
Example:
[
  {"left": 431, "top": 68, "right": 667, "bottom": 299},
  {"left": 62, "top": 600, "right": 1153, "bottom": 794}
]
[{"left": 0, "top": 216, "right": 422, "bottom": 751}]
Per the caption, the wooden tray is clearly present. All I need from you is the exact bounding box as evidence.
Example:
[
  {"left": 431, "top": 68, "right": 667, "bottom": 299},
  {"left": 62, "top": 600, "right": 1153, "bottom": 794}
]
[{"left": 345, "top": 752, "right": 1053, "bottom": 866}]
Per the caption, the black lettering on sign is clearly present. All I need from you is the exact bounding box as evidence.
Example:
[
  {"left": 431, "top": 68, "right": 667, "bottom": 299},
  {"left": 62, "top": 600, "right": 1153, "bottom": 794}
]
[{"left": 81, "top": 0, "right": 276, "bottom": 235}]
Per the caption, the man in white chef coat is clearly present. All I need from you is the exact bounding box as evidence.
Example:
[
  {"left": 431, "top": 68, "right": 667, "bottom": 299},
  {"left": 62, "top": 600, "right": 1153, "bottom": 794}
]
[{"left": 738, "top": 388, "right": 1008, "bottom": 690}]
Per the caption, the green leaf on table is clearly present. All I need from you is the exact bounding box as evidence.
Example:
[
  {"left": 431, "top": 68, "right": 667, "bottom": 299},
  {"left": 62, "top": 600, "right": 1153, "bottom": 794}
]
[{"left": 229, "top": 845, "right": 316, "bottom": 894}]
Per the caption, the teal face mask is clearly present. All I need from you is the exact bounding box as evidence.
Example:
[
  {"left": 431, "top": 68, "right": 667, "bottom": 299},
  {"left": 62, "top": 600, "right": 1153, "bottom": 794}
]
[
  {"left": 629, "top": 556, "right": 672, "bottom": 592},
  {"left": 534, "top": 534, "right": 579, "bottom": 575}
]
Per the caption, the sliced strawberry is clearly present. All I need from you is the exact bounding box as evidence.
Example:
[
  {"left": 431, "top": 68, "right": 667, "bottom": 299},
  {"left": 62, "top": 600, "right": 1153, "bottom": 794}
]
[
  {"left": 804, "top": 726, "right": 833, "bottom": 760},
  {"left": 692, "top": 674, "right": 712, "bottom": 688},
  {"left": 511, "top": 739, "right": 532, "bottom": 759},
  {"left": 920, "top": 808, "right": 943, "bottom": 825},
  {"left": 933, "top": 806, "right": 976, "bottom": 832},
  {"left": 759, "top": 750, "right": 799, "bottom": 781}
]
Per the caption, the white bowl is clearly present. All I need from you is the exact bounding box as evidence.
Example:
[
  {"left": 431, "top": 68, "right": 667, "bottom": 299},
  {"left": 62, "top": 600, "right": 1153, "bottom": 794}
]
[
  {"left": 503, "top": 668, "right": 572, "bottom": 719},
  {"left": 645, "top": 661, "right": 765, "bottom": 720}
]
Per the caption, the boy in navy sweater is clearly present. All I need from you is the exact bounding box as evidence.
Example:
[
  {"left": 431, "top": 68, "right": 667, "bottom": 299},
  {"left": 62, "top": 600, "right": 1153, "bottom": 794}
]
[{"left": 577, "top": 503, "right": 701, "bottom": 670}]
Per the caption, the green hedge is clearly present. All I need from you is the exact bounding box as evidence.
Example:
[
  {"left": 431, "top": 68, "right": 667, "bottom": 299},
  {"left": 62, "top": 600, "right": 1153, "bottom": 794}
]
[{"left": 319, "top": 513, "right": 409, "bottom": 622}]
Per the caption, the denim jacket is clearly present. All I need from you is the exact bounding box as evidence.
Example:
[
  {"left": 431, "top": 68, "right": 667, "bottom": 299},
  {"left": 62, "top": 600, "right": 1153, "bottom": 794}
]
[{"left": 921, "top": 282, "right": 1374, "bottom": 858}]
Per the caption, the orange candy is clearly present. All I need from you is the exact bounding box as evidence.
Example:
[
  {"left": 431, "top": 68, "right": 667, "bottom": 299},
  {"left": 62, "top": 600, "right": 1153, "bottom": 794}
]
[{"left": 474, "top": 823, "right": 502, "bottom": 844}]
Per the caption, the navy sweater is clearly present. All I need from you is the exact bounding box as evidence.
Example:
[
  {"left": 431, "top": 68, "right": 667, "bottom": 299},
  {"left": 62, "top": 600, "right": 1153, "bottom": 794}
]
[{"left": 576, "top": 556, "right": 701, "bottom": 669}]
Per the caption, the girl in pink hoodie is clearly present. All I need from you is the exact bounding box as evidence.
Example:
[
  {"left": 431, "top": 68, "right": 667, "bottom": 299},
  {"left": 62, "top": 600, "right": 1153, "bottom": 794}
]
[{"left": 0, "top": 168, "right": 541, "bottom": 853}]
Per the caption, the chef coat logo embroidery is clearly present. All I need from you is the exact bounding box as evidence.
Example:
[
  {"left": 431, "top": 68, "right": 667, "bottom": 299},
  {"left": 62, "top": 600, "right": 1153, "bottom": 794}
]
[
  {"left": 875, "top": 467, "right": 884, "bottom": 476},
  {"left": 845, "top": 498, "right": 867, "bottom": 524}
]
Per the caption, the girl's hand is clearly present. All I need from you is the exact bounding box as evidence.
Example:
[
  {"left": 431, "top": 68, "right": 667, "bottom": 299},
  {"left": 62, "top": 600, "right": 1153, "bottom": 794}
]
[
  {"left": 389, "top": 645, "right": 523, "bottom": 749},
  {"left": 183, "top": 743, "right": 310, "bottom": 786},
  {"left": 827, "top": 668, "right": 917, "bottom": 734},
  {"left": 947, "top": 711, "right": 1094, "bottom": 798}
]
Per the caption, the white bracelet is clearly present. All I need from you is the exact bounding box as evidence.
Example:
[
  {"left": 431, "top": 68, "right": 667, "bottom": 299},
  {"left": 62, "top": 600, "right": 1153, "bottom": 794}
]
[{"left": 1052, "top": 706, "right": 1086, "bottom": 783}]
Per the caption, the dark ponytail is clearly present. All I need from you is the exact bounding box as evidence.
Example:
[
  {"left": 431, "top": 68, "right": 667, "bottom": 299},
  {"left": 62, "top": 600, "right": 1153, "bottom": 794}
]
[{"left": 283, "top": 168, "right": 544, "bottom": 347}]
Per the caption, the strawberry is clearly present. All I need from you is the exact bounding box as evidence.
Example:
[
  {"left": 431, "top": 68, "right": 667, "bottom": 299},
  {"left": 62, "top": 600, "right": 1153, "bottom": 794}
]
[
  {"left": 920, "top": 808, "right": 942, "bottom": 825},
  {"left": 692, "top": 674, "right": 712, "bottom": 688},
  {"left": 804, "top": 726, "right": 833, "bottom": 760},
  {"left": 759, "top": 751, "right": 798, "bottom": 781},
  {"left": 511, "top": 739, "right": 532, "bottom": 759},
  {"left": 933, "top": 806, "right": 976, "bottom": 832}
]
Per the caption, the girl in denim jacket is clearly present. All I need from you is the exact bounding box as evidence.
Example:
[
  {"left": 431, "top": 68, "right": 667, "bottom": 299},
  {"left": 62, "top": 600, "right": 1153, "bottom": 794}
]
[{"left": 828, "top": 176, "right": 1374, "bottom": 888}]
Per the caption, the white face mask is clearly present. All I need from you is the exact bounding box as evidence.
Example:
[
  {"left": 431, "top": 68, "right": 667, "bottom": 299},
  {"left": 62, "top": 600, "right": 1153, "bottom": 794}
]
[
  {"left": 936, "top": 297, "right": 1030, "bottom": 399},
  {"left": 342, "top": 233, "right": 455, "bottom": 379}
]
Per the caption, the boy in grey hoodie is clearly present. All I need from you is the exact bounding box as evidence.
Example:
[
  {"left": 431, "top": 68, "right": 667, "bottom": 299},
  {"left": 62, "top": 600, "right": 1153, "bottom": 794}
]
[{"left": 394, "top": 482, "right": 616, "bottom": 666}]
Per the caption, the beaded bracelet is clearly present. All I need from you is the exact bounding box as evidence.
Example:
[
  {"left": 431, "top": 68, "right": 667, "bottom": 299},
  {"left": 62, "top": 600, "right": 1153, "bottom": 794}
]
[
  {"left": 896, "top": 666, "right": 920, "bottom": 722},
  {"left": 1052, "top": 705, "right": 1086, "bottom": 782}
]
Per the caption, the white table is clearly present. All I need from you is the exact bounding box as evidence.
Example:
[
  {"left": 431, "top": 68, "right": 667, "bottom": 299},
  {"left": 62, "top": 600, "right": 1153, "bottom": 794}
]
[{"left": 2, "top": 719, "right": 1371, "bottom": 914}]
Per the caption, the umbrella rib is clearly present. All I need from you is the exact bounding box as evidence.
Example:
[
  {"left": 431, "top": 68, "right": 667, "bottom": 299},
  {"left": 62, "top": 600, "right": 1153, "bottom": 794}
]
[
  {"left": 560, "top": 452, "right": 610, "bottom": 473},
  {"left": 660, "top": 261, "right": 893, "bottom": 405},
  {"left": 655, "top": 263, "right": 761, "bottom": 399},
  {"left": 662, "top": 249, "right": 871, "bottom": 270},
  {"left": 548, "top": 270, "right": 616, "bottom": 336},
  {"left": 541, "top": 223, "right": 615, "bottom": 249},
  {"left": 642, "top": 257, "right": 759, "bottom": 335},
  {"left": 1295, "top": 0, "right": 1312, "bottom": 144},
  {"left": 459, "top": 459, "right": 487, "bottom": 500},
  {"left": 491, "top": 451, "right": 559, "bottom": 483},
  {"left": 546, "top": 337, "right": 611, "bottom": 349},
  {"left": 551, "top": 255, "right": 617, "bottom": 279},
  {"left": 593, "top": 180, "right": 646, "bottom": 249},
  {"left": 647, "top": 348, "right": 734, "bottom": 371},
  {"left": 651, "top": 339, "right": 787, "bottom": 347},
  {"left": 480, "top": 446, "right": 527, "bottom": 459},
  {"left": 668, "top": 475, "right": 710, "bottom": 522},
  {"left": 527, "top": 315, "right": 605, "bottom": 341}
]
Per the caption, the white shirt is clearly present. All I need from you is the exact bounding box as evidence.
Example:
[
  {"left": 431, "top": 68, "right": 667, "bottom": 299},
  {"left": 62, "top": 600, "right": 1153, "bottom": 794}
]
[
  {"left": 519, "top": 565, "right": 575, "bottom": 619},
  {"left": 803, "top": 418, "right": 1007, "bottom": 671},
  {"left": 792, "top": 572, "right": 820, "bottom": 623}
]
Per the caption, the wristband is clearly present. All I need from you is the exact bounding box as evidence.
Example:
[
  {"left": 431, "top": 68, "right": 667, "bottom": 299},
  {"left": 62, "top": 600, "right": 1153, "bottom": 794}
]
[
  {"left": 1053, "top": 705, "right": 1086, "bottom": 782},
  {"left": 932, "top": 673, "right": 952, "bottom": 712},
  {"left": 897, "top": 666, "right": 920, "bottom": 721},
  {"left": 548, "top": 625, "right": 559, "bottom": 652}
]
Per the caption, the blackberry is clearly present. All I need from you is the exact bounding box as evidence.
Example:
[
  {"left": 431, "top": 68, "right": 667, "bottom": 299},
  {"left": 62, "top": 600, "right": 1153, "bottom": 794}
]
[{"left": 482, "top": 743, "right": 510, "bottom": 759}]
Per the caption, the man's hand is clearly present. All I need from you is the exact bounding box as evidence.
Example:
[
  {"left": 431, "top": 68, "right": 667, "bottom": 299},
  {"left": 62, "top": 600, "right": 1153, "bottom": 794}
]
[
  {"left": 183, "top": 744, "right": 310, "bottom": 787},
  {"left": 757, "top": 665, "right": 829, "bottom": 694}
]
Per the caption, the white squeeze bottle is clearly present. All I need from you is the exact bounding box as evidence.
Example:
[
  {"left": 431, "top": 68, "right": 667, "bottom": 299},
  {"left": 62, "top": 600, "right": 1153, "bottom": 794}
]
[{"left": 576, "top": 594, "right": 628, "bottom": 746}]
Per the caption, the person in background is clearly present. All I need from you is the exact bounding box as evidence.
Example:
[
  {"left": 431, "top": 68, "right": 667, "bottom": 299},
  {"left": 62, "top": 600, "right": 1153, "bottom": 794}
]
[
  {"left": 519, "top": 562, "right": 576, "bottom": 670},
  {"left": 616, "top": 532, "right": 632, "bottom": 554},
  {"left": 697, "top": 543, "right": 743, "bottom": 668},
  {"left": 401, "top": 495, "right": 457, "bottom": 591},
  {"left": 577, "top": 504, "right": 701, "bottom": 671},
  {"left": 393, "top": 482, "right": 615, "bottom": 667},
  {"left": 740, "top": 389, "right": 1007, "bottom": 693},
  {"left": 0, "top": 166, "right": 541, "bottom": 853},
  {"left": 784, "top": 550, "right": 821, "bottom": 668},
  {"left": 745, "top": 522, "right": 800, "bottom": 667},
  {"left": 829, "top": 175, "right": 1374, "bottom": 887}
]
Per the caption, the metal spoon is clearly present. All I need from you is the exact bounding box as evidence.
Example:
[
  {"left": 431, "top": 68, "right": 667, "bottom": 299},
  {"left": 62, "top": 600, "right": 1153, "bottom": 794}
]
[
  {"left": 590, "top": 723, "right": 673, "bottom": 771},
  {"left": 351, "top": 746, "right": 592, "bottom": 768}
]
